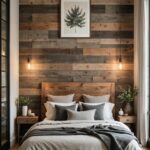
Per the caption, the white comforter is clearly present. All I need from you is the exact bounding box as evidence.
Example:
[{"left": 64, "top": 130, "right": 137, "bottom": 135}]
[{"left": 19, "top": 120, "right": 142, "bottom": 150}]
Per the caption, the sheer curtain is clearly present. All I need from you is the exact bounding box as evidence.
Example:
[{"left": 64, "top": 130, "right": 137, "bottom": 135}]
[{"left": 134, "top": 0, "right": 149, "bottom": 146}]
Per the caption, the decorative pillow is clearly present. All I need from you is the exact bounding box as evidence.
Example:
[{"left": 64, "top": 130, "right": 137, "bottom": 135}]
[
  {"left": 44, "top": 101, "right": 76, "bottom": 120},
  {"left": 67, "top": 109, "right": 96, "bottom": 120},
  {"left": 80, "top": 102, "right": 114, "bottom": 120},
  {"left": 47, "top": 94, "right": 74, "bottom": 103},
  {"left": 82, "top": 103, "right": 105, "bottom": 120},
  {"left": 55, "top": 104, "right": 77, "bottom": 121},
  {"left": 83, "top": 94, "right": 110, "bottom": 103}
]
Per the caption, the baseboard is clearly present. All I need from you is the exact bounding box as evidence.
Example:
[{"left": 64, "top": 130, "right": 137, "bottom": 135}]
[{"left": 10, "top": 136, "right": 16, "bottom": 148}]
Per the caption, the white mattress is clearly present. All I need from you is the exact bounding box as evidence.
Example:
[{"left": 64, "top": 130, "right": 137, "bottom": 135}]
[{"left": 19, "top": 120, "right": 142, "bottom": 150}]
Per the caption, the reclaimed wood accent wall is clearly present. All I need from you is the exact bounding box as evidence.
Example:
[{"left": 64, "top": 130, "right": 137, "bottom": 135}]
[{"left": 19, "top": 0, "right": 134, "bottom": 115}]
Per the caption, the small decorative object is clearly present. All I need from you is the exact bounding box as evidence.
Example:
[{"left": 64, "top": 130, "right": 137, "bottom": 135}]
[
  {"left": 61, "top": 0, "right": 90, "bottom": 37},
  {"left": 30, "top": 113, "right": 35, "bottom": 117},
  {"left": 16, "top": 96, "right": 31, "bottom": 116},
  {"left": 28, "top": 109, "right": 32, "bottom": 116},
  {"left": 118, "top": 86, "right": 138, "bottom": 115},
  {"left": 118, "top": 108, "right": 124, "bottom": 116}
]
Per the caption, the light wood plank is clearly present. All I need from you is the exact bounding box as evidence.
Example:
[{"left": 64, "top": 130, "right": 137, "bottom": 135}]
[
  {"left": 20, "top": 88, "right": 41, "bottom": 96},
  {"left": 73, "top": 63, "right": 133, "bottom": 71},
  {"left": 83, "top": 48, "right": 133, "bottom": 56},
  {"left": 91, "top": 23, "right": 133, "bottom": 31},
  {"left": 77, "top": 39, "right": 133, "bottom": 45},
  {"left": 91, "top": 0, "right": 134, "bottom": 5}
]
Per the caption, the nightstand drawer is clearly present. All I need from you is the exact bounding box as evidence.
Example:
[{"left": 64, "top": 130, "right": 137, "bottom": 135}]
[
  {"left": 17, "top": 116, "right": 39, "bottom": 124},
  {"left": 118, "top": 116, "right": 136, "bottom": 123}
]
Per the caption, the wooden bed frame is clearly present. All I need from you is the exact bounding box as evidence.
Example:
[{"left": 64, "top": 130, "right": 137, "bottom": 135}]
[{"left": 41, "top": 82, "right": 115, "bottom": 119}]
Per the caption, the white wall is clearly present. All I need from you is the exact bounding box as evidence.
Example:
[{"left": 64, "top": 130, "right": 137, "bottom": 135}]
[{"left": 10, "top": 0, "right": 19, "bottom": 147}]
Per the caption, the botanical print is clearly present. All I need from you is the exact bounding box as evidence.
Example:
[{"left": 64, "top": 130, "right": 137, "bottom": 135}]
[
  {"left": 61, "top": 0, "right": 90, "bottom": 38},
  {"left": 64, "top": 5, "right": 86, "bottom": 33}
]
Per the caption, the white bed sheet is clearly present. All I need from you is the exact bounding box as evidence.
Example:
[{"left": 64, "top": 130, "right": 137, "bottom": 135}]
[{"left": 19, "top": 120, "right": 142, "bottom": 150}]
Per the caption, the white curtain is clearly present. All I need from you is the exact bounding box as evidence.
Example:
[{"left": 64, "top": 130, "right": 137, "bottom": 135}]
[{"left": 134, "top": 0, "right": 149, "bottom": 146}]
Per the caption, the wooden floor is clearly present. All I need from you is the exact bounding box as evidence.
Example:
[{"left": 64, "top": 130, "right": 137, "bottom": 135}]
[{"left": 10, "top": 144, "right": 150, "bottom": 150}]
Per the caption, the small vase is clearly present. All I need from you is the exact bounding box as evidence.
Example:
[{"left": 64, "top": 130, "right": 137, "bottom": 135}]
[
  {"left": 118, "top": 108, "right": 124, "bottom": 116},
  {"left": 22, "top": 105, "right": 28, "bottom": 116},
  {"left": 124, "top": 103, "right": 133, "bottom": 115}
]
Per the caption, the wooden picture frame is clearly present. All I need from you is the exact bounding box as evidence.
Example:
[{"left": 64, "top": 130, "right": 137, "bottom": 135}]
[{"left": 61, "top": 0, "right": 90, "bottom": 38}]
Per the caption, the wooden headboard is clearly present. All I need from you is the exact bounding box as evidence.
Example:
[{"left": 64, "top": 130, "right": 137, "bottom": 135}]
[{"left": 41, "top": 82, "right": 115, "bottom": 119}]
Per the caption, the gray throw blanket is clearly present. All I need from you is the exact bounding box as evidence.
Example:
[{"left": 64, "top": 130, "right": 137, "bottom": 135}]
[{"left": 21, "top": 124, "right": 139, "bottom": 150}]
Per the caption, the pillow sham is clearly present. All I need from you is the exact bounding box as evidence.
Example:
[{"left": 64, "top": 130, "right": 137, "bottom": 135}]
[
  {"left": 44, "top": 101, "right": 76, "bottom": 120},
  {"left": 80, "top": 102, "right": 114, "bottom": 120},
  {"left": 83, "top": 94, "right": 110, "bottom": 103},
  {"left": 55, "top": 104, "right": 77, "bottom": 121},
  {"left": 47, "top": 94, "right": 74, "bottom": 103},
  {"left": 82, "top": 103, "right": 105, "bottom": 120},
  {"left": 67, "top": 109, "right": 96, "bottom": 120}
]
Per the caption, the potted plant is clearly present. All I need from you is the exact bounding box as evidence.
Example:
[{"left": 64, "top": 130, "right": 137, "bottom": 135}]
[
  {"left": 118, "top": 86, "right": 138, "bottom": 115},
  {"left": 16, "top": 96, "right": 31, "bottom": 116}
]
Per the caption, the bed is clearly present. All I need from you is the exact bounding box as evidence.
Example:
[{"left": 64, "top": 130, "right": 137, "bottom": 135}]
[{"left": 19, "top": 82, "right": 141, "bottom": 150}]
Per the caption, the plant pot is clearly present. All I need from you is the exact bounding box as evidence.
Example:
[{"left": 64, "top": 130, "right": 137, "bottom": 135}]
[
  {"left": 22, "top": 105, "right": 28, "bottom": 116},
  {"left": 124, "top": 103, "right": 133, "bottom": 115}
]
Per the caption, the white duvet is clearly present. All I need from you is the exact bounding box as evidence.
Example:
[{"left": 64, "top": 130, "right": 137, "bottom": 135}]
[{"left": 19, "top": 120, "right": 142, "bottom": 150}]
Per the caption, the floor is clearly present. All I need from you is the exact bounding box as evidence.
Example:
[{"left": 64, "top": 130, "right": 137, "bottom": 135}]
[{"left": 10, "top": 144, "right": 150, "bottom": 150}]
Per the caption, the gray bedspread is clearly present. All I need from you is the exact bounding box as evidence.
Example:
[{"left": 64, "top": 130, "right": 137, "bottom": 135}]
[{"left": 21, "top": 124, "right": 138, "bottom": 150}]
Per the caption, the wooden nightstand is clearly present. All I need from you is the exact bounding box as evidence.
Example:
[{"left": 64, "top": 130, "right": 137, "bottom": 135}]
[
  {"left": 118, "top": 115, "right": 136, "bottom": 134},
  {"left": 16, "top": 116, "right": 39, "bottom": 143}
]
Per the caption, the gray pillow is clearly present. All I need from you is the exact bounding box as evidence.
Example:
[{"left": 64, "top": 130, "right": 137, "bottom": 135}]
[
  {"left": 67, "top": 109, "right": 96, "bottom": 120},
  {"left": 83, "top": 94, "right": 110, "bottom": 103},
  {"left": 55, "top": 104, "right": 76, "bottom": 121},
  {"left": 82, "top": 103, "right": 105, "bottom": 120},
  {"left": 47, "top": 94, "right": 74, "bottom": 103}
]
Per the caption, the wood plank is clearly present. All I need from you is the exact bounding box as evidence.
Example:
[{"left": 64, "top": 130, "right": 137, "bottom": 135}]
[
  {"left": 19, "top": 88, "right": 41, "bottom": 96},
  {"left": 72, "top": 63, "right": 133, "bottom": 71},
  {"left": 32, "top": 39, "right": 77, "bottom": 48},
  {"left": 91, "top": 31, "right": 133, "bottom": 38},
  {"left": 91, "top": 14, "right": 133, "bottom": 23},
  {"left": 20, "top": 5, "right": 59, "bottom": 13},
  {"left": 20, "top": 30, "right": 49, "bottom": 42},
  {"left": 20, "top": 0, "right": 59, "bottom": 5},
  {"left": 77, "top": 39, "right": 133, "bottom": 45},
  {"left": 19, "top": 48, "right": 83, "bottom": 55},
  {"left": 91, "top": 0, "right": 134, "bottom": 5},
  {"left": 77, "top": 43, "right": 133, "bottom": 49},
  {"left": 20, "top": 22, "right": 59, "bottom": 30},
  {"left": 91, "top": 23, "right": 133, "bottom": 31},
  {"left": 105, "top": 5, "right": 133, "bottom": 14},
  {"left": 83, "top": 48, "right": 133, "bottom": 56},
  {"left": 19, "top": 13, "right": 32, "bottom": 23},
  {"left": 19, "top": 55, "right": 133, "bottom": 64},
  {"left": 19, "top": 70, "right": 133, "bottom": 78},
  {"left": 92, "top": 5, "right": 133, "bottom": 14},
  {"left": 32, "top": 13, "right": 59, "bottom": 22},
  {"left": 23, "top": 63, "right": 73, "bottom": 71}
]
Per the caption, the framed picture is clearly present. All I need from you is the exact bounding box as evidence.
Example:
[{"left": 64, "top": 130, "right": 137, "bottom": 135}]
[{"left": 61, "top": 0, "right": 90, "bottom": 38}]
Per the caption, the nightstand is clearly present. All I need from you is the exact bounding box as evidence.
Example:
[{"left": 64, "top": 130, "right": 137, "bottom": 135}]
[
  {"left": 118, "top": 115, "right": 136, "bottom": 134},
  {"left": 16, "top": 116, "right": 39, "bottom": 143}
]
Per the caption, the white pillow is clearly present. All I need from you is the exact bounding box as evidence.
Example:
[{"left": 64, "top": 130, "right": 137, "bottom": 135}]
[
  {"left": 44, "top": 101, "right": 76, "bottom": 120},
  {"left": 47, "top": 94, "right": 74, "bottom": 103},
  {"left": 79, "top": 102, "right": 114, "bottom": 120},
  {"left": 83, "top": 94, "right": 110, "bottom": 103},
  {"left": 67, "top": 109, "right": 96, "bottom": 120}
]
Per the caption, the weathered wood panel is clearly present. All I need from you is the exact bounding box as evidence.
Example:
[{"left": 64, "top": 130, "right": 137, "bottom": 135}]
[{"left": 19, "top": 1, "right": 134, "bottom": 116}]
